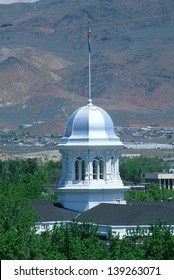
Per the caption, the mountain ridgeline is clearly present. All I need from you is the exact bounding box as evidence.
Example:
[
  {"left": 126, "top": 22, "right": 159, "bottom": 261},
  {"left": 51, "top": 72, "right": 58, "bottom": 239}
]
[{"left": 0, "top": 0, "right": 174, "bottom": 134}]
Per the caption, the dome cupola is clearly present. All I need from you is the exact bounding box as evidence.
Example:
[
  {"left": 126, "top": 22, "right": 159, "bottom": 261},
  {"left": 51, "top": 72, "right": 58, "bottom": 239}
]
[
  {"left": 56, "top": 25, "right": 129, "bottom": 213},
  {"left": 60, "top": 102, "right": 123, "bottom": 146}
]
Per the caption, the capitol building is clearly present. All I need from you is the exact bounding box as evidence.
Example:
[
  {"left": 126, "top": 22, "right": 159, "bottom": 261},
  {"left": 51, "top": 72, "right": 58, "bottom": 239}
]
[{"left": 33, "top": 27, "right": 174, "bottom": 238}]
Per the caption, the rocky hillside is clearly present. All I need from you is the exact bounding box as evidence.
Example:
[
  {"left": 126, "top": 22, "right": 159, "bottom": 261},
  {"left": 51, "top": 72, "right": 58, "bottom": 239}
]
[{"left": 0, "top": 0, "right": 174, "bottom": 134}]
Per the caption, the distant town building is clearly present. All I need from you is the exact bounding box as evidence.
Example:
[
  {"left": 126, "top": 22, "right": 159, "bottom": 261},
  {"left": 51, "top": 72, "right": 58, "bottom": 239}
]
[
  {"left": 143, "top": 171, "right": 174, "bottom": 189},
  {"left": 121, "top": 153, "right": 141, "bottom": 158}
]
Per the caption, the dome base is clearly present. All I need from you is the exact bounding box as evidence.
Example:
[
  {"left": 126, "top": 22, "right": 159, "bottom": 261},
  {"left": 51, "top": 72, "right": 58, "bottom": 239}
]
[{"left": 56, "top": 186, "right": 129, "bottom": 212}]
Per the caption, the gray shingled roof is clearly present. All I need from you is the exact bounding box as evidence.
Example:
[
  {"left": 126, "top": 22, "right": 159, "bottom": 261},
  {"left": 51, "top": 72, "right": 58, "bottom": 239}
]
[
  {"left": 32, "top": 200, "right": 174, "bottom": 226},
  {"left": 77, "top": 201, "right": 174, "bottom": 226},
  {"left": 32, "top": 200, "right": 79, "bottom": 222}
]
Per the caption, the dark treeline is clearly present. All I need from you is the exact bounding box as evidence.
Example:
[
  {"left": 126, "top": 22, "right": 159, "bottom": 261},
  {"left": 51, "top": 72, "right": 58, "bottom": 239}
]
[
  {"left": 0, "top": 158, "right": 60, "bottom": 259},
  {"left": 0, "top": 158, "right": 62, "bottom": 199},
  {"left": 120, "top": 156, "right": 174, "bottom": 201},
  {"left": 120, "top": 156, "right": 169, "bottom": 184},
  {"left": 1, "top": 216, "right": 174, "bottom": 260},
  {"left": 125, "top": 183, "right": 174, "bottom": 201},
  {"left": 0, "top": 157, "right": 174, "bottom": 260}
]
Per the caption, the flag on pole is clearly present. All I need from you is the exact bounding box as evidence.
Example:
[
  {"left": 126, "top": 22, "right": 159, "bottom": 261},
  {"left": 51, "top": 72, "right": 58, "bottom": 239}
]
[{"left": 88, "top": 25, "right": 91, "bottom": 52}]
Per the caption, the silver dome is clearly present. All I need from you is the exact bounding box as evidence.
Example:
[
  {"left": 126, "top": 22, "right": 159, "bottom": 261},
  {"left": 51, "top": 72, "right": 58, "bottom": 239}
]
[{"left": 60, "top": 103, "right": 123, "bottom": 146}]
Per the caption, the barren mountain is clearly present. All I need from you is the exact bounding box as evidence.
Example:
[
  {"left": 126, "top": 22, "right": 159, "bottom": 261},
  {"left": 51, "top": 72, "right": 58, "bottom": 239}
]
[{"left": 0, "top": 0, "right": 174, "bottom": 134}]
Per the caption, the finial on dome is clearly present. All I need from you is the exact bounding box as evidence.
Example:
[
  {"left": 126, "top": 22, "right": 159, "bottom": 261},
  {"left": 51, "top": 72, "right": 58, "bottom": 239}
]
[{"left": 88, "top": 21, "right": 92, "bottom": 105}]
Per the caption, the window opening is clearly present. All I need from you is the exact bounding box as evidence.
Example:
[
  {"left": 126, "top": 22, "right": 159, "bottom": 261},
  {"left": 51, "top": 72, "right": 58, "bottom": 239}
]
[
  {"left": 93, "top": 156, "right": 104, "bottom": 180},
  {"left": 75, "top": 157, "right": 86, "bottom": 181},
  {"left": 82, "top": 160, "right": 86, "bottom": 180},
  {"left": 93, "top": 160, "right": 98, "bottom": 179}
]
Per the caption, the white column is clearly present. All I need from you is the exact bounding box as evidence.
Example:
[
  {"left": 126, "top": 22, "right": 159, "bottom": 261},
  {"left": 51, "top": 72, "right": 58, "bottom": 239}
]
[
  {"left": 115, "top": 157, "right": 120, "bottom": 180},
  {"left": 67, "top": 152, "right": 73, "bottom": 182},
  {"left": 88, "top": 151, "right": 94, "bottom": 183},
  {"left": 106, "top": 150, "right": 111, "bottom": 182}
]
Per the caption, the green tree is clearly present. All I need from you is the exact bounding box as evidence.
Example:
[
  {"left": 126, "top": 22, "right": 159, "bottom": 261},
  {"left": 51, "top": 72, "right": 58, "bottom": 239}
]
[
  {"left": 120, "top": 157, "right": 169, "bottom": 184},
  {"left": 109, "top": 233, "right": 122, "bottom": 259},
  {"left": 109, "top": 221, "right": 174, "bottom": 260},
  {"left": 0, "top": 158, "right": 60, "bottom": 200},
  {"left": 43, "top": 160, "right": 62, "bottom": 186},
  {"left": 29, "top": 229, "right": 66, "bottom": 260},
  {"left": 124, "top": 189, "right": 147, "bottom": 201},
  {"left": 125, "top": 183, "right": 174, "bottom": 202},
  {"left": 109, "top": 230, "right": 145, "bottom": 260},
  {"left": 17, "top": 168, "right": 49, "bottom": 199},
  {"left": 0, "top": 181, "right": 37, "bottom": 259},
  {"left": 49, "top": 221, "right": 110, "bottom": 260},
  {"left": 0, "top": 158, "right": 39, "bottom": 183},
  {"left": 144, "top": 220, "right": 174, "bottom": 259}
]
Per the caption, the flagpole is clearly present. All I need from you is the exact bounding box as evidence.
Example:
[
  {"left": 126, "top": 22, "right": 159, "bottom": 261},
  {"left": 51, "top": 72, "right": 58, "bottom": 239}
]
[
  {"left": 88, "top": 23, "right": 92, "bottom": 105},
  {"left": 88, "top": 49, "right": 92, "bottom": 104}
]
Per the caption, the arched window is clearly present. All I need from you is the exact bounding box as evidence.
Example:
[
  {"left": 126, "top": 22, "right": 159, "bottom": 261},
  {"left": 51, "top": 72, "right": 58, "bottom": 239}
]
[
  {"left": 75, "top": 157, "right": 86, "bottom": 180},
  {"left": 75, "top": 160, "right": 80, "bottom": 180},
  {"left": 93, "top": 156, "right": 104, "bottom": 180}
]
